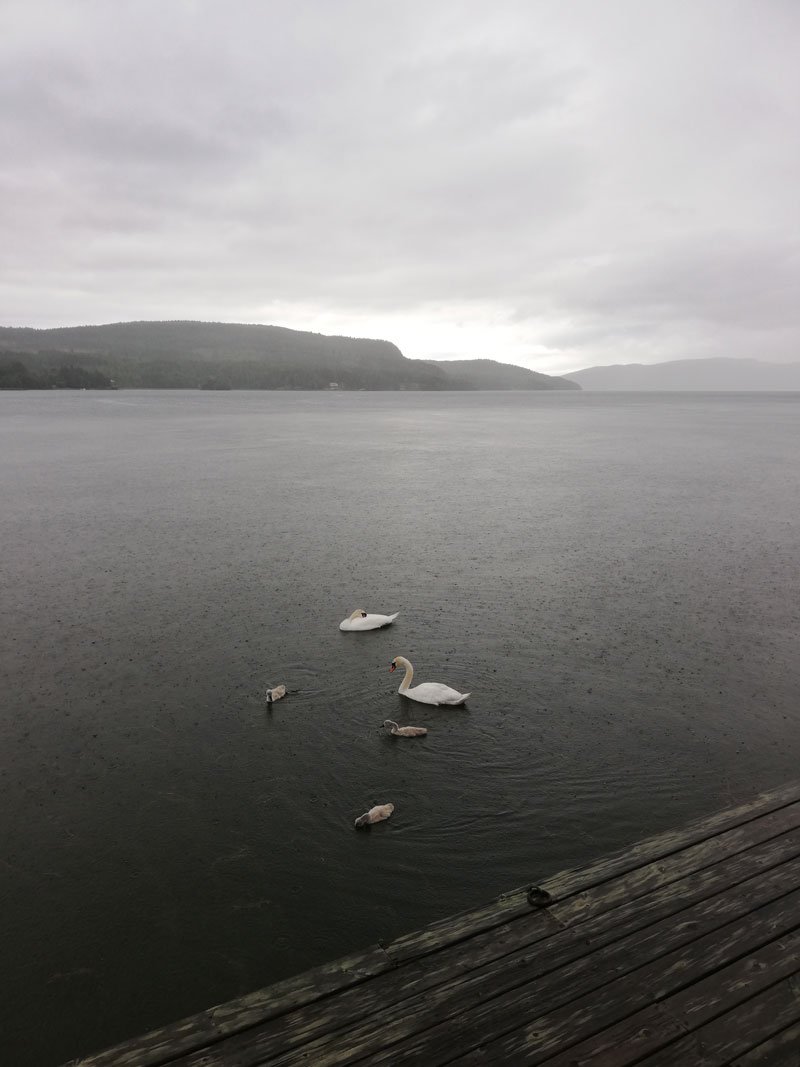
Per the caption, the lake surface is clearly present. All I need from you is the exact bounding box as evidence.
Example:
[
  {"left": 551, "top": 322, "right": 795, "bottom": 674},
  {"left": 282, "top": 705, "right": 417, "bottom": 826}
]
[{"left": 1, "top": 389, "right": 799, "bottom": 1065}]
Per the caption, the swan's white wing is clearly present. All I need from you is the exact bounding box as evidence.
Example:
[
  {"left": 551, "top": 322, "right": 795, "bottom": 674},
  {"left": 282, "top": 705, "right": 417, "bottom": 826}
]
[
  {"left": 342, "top": 612, "right": 398, "bottom": 631},
  {"left": 364, "top": 612, "right": 398, "bottom": 627},
  {"left": 403, "top": 687, "right": 454, "bottom": 704},
  {"left": 402, "top": 684, "right": 441, "bottom": 705},
  {"left": 405, "top": 682, "right": 465, "bottom": 705},
  {"left": 440, "top": 690, "right": 470, "bottom": 705}
]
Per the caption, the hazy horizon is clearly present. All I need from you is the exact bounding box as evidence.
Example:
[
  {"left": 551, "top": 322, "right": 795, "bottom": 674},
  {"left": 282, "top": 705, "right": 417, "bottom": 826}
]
[{"left": 4, "top": 319, "right": 799, "bottom": 383}]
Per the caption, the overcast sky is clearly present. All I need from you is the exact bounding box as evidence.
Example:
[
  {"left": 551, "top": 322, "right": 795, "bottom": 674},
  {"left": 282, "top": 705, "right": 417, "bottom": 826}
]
[{"left": 2, "top": 1, "right": 798, "bottom": 374}]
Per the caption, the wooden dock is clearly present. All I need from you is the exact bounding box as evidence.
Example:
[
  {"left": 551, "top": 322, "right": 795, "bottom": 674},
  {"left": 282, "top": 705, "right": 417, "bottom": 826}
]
[{"left": 69, "top": 781, "right": 800, "bottom": 1066}]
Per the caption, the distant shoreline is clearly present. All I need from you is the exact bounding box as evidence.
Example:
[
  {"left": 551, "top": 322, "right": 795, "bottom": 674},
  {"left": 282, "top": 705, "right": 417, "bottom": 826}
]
[{"left": 0, "top": 320, "right": 579, "bottom": 391}]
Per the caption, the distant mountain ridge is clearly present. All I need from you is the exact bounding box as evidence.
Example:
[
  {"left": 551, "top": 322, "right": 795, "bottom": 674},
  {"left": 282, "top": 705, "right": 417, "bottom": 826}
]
[
  {"left": 565, "top": 357, "right": 800, "bottom": 391},
  {"left": 0, "top": 320, "right": 577, "bottom": 390},
  {"left": 425, "top": 358, "right": 580, "bottom": 391}
]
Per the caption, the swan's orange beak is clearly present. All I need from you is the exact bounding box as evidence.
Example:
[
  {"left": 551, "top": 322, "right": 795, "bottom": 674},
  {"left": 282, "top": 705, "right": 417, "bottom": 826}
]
[{"left": 389, "top": 663, "right": 396, "bottom": 672}]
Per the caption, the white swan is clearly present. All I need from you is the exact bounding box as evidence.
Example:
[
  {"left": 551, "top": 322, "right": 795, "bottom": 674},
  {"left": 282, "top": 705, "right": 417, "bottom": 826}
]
[
  {"left": 389, "top": 656, "right": 470, "bottom": 706},
  {"left": 354, "top": 802, "right": 394, "bottom": 828},
  {"left": 383, "top": 719, "right": 428, "bottom": 737},
  {"left": 339, "top": 609, "right": 399, "bottom": 631},
  {"left": 265, "top": 685, "right": 286, "bottom": 703}
]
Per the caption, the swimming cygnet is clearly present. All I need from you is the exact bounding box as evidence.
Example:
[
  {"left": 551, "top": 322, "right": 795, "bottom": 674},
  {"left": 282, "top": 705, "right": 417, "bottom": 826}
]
[
  {"left": 383, "top": 719, "right": 428, "bottom": 738},
  {"left": 354, "top": 803, "right": 395, "bottom": 829},
  {"left": 266, "top": 685, "right": 287, "bottom": 704}
]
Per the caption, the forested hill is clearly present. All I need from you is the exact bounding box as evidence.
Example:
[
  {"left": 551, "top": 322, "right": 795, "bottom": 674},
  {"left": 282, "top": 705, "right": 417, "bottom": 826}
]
[
  {"left": 0, "top": 320, "right": 431, "bottom": 390},
  {"left": 0, "top": 320, "right": 578, "bottom": 390}
]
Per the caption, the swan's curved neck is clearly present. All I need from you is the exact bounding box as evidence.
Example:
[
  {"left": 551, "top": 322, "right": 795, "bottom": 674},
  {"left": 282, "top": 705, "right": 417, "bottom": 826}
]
[{"left": 398, "top": 660, "right": 413, "bottom": 692}]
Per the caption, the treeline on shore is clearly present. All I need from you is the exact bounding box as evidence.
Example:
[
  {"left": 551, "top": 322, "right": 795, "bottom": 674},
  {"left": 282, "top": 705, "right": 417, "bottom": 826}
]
[
  {"left": 0, "top": 321, "right": 580, "bottom": 391},
  {"left": 0, "top": 357, "right": 116, "bottom": 390}
]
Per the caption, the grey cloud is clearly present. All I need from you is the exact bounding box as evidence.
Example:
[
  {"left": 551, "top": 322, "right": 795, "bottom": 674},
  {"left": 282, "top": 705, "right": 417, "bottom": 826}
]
[
  {"left": 527, "top": 237, "right": 799, "bottom": 333},
  {"left": 2, "top": 0, "right": 799, "bottom": 368}
]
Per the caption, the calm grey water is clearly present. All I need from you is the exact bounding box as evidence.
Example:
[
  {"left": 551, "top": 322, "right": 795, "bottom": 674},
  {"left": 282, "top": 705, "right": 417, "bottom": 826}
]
[{"left": 1, "top": 389, "right": 799, "bottom": 1065}]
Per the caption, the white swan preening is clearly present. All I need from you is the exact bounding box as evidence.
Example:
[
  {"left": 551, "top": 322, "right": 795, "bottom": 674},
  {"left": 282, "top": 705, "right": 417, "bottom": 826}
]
[
  {"left": 354, "top": 802, "right": 395, "bottom": 828},
  {"left": 390, "top": 656, "right": 470, "bottom": 706},
  {"left": 265, "top": 685, "right": 287, "bottom": 703},
  {"left": 384, "top": 719, "right": 428, "bottom": 737},
  {"left": 339, "top": 609, "right": 399, "bottom": 632}
]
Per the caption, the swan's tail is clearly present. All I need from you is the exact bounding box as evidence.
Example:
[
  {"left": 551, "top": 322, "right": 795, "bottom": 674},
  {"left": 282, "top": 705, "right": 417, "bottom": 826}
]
[
  {"left": 386, "top": 612, "right": 399, "bottom": 623},
  {"left": 457, "top": 692, "right": 471, "bottom": 704}
]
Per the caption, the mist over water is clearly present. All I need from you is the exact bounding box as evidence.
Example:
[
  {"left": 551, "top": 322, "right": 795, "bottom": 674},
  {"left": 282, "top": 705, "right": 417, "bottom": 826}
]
[{"left": 2, "top": 389, "right": 799, "bottom": 1065}]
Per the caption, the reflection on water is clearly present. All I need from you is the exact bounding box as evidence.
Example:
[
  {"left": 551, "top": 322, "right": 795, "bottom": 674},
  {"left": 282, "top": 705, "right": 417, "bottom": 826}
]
[{"left": 1, "top": 389, "right": 799, "bottom": 1065}]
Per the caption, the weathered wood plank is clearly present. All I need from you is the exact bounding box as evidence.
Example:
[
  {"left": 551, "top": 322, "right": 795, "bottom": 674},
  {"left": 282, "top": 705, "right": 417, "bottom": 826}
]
[
  {"left": 370, "top": 889, "right": 800, "bottom": 1067},
  {"left": 636, "top": 977, "right": 800, "bottom": 1066},
  {"left": 65, "top": 943, "right": 393, "bottom": 1067},
  {"left": 62, "top": 1011, "right": 221, "bottom": 1067},
  {"left": 534, "top": 1003, "right": 683, "bottom": 1067},
  {"left": 260, "top": 872, "right": 800, "bottom": 1066},
  {"left": 169, "top": 833, "right": 800, "bottom": 1067},
  {"left": 544, "top": 783, "right": 800, "bottom": 900},
  {"left": 730, "top": 1014, "right": 800, "bottom": 1066},
  {"left": 640, "top": 973, "right": 800, "bottom": 1062},
  {"left": 537, "top": 940, "right": 800, "bottom": 1066},
  {"left": 168, "top": 919, "right": 571, "bottom": 1067},
  {"left": 385, "top": 785, "right": 800, "bottom": 964},
  {"left": 209, "top": 944, "right": 393, "bottom": 1034},
  {"left": 550, "top": 808, "right": 800, "bottom": 932}
]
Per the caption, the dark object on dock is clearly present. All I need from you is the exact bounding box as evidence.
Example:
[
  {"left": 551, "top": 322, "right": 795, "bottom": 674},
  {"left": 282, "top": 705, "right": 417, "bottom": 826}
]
[
  {"left": 65, "top": 780, "right": 800, "bottom": 1065},
  {"left": 526, "top": 885, "right": 552, "bottom": 908}
]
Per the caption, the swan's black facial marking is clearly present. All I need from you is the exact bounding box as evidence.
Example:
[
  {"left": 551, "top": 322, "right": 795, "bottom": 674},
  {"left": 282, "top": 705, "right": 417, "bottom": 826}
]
[
  {"left": 389, "top": 660, "right": 397, "bottom": 672},
  {"left": 361, "top": 612, "right": 367, "bottom": 617}
]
